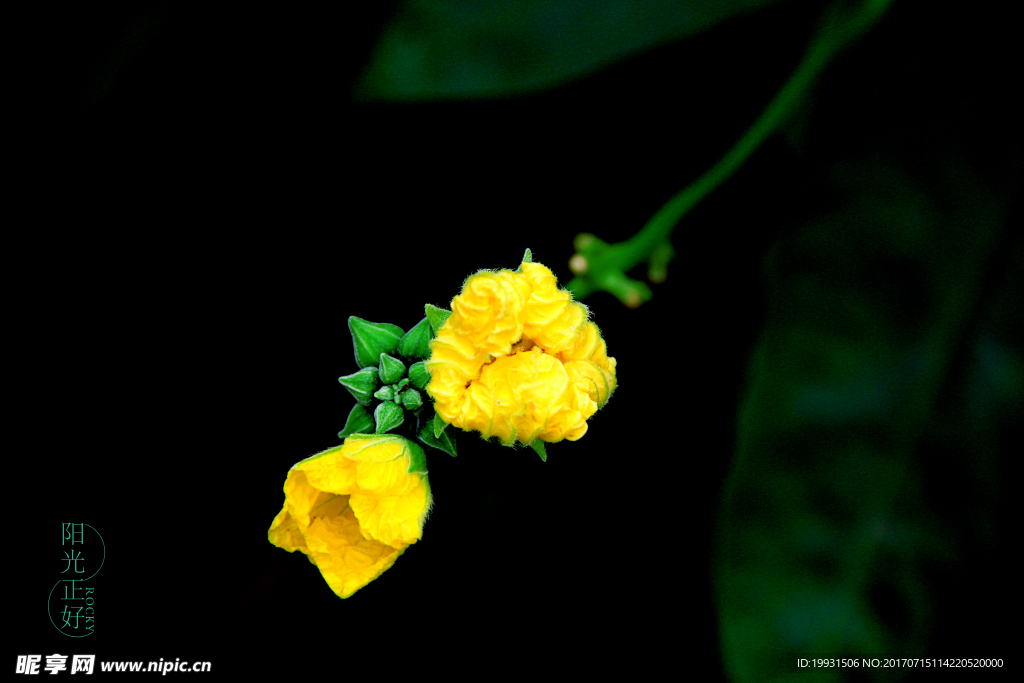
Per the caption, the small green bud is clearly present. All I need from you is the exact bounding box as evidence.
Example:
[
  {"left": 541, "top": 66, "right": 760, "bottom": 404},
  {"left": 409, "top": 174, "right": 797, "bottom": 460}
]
[
  {"left": 394, "top": 378, "right": 410, "bottom": 392},
  {"left": 401, "top": 387, "right": 423, "bottom": 410},
  {"left": 408, "top": 361, "right": 430, "bottom": 390},
  {"left": 338, "top": 366, "right": 379, "bottom": 406},
  {"left": 349, "top": 316, "right": 404, "bottom": 369},
  {"left": 397, "top": 317, "right": 432, "bottom": 360},
  {"left": 374, "top": 401, "right": 404, "bottom": 434},
  {"left": 374, "top": 385, "right": 395, "bottom": 402},
  {"left": 424, "top": 304, "right": 451, "bottom": 334},
  {"left": 378, "top": 353, "right": 406, "bottom": 384},
  {"left": 338, "top": 404, "right": 374, "bottom": 438}
]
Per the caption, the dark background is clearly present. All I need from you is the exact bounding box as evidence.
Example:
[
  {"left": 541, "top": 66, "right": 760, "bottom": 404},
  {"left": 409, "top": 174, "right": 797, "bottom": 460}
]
[{"left": 14, "top": 0, "right": 1019, "bottom": 679}]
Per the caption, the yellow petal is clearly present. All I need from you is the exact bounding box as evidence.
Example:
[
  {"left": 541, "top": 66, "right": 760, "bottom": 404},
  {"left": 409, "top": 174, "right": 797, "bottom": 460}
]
[
  {"left": 349, "top": 476, "right": 432, "bottom": 548},
  {"left": 268, "top": 506, "right": 308, "bottom": 553},
  {"left": 299, "top": 454, "right": 358, "bottom": 497},
  {"left": 278, "top": 468, "right": 338, "bottom": 528},
  {"left": 565, "top": 359, "right": 612, "bottom": 407},
  {"left": 338, "top": 433, "right": 408, "bottom": 463},
  {"left": 557, "top": 321, "right": 600, "bottom": 362},
  {"left": 302, "top": 496, "right": 405, "bottom": 599},
  {"left": 353, "top": 457, "right": 420, "bottom": 497}
]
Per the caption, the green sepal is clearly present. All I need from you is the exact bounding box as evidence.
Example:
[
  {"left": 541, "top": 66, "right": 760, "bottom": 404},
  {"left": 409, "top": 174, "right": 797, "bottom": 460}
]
[
  {"left": 374, "top": 385, "right": 395, "bottom": 402},
  {"left": 433, "top": 411, "right": 448, "bottom": 439},
  {"left": 530, "top": 440, "right": 548, "bottom": 462},
  {"left": 374, "top": 401, "right": 405, "bottom": 433},
  {"left": 416, "top": 407, "right": 457, "bottom": 457},
  {"left": 400, "top": 387, "right": 423, "bottom": 410},
  {"left": 516, "top": 248, "right": 533, "bottom": 272},
  {"left": 418, "top": 421, "right": 458, "bottom": 457},
  {"left": 378, "top": 353, "right": 406, "bottom": 384},
  {"left": 398, "top": 317, "right": 432, "bottom": 360},
  {"left": 338, "top": 404, "right": 374, "bottom": 439},
  {"left": 338, "top": 366, "right": 380, "bottom": 406},
  {"left": 408, "top": 361, "right": 430, "bottom": 390},
  {"left": 425, "top": 304, "right": 451, "bottom": 334},
  {"left": 349, "top": 316, "right": 404, "bottom": 368},
  {"left": 404, "top": 438, "right": 428, "bottom": 475}
]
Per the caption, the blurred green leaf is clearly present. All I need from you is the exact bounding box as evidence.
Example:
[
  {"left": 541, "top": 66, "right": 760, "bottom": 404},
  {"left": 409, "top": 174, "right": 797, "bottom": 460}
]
[
  {"left": 357, "top": 0, "right": 785, "bottom": 101},
  {"left": 714, "top": 151, "right": 1016, "bottom": 681}
]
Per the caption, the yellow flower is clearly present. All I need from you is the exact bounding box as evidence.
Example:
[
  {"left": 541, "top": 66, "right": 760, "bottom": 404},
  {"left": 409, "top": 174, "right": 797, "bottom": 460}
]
[
  {"left": 268, "top": 434, "right": 431, "bottom": 598},
  {"left": 426, "top": 260, "right": 616, "bottom": 445}
]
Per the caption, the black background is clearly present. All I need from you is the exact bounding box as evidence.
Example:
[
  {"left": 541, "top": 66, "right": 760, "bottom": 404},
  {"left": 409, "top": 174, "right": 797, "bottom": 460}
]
[{"left": 13, "top": 0, "right": 1018, "bottom": 679}]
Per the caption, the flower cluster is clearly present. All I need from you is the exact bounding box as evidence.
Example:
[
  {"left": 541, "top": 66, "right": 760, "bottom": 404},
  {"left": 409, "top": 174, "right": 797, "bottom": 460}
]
[
  {"left": 426, "top": 260, "right": 616, "bottom": 445},
  {"left": 268, "top": 434, "right": 431, "bottom": 599},
  {"left": 269, "top": 253, "right": 616, "bottom": 598}
]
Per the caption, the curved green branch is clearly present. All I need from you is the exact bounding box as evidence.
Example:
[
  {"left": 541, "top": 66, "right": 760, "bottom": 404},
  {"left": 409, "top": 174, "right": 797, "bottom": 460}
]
[{"left": 568, "top": 0, "right": 895, "bottom": 306}]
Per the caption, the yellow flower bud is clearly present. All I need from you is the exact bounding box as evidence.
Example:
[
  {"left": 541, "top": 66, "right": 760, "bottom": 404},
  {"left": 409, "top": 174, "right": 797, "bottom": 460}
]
[
  {"left": 268, "top": 434, "right": 431, "bottom": 598},
  {"left": 426, "top": 260, "right": 616, "bottom": 445}
]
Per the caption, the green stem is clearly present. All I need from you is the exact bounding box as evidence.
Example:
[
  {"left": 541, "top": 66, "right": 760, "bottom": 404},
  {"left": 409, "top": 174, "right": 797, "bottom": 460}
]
[{"left": 569, "top": 0, "right": 894, "bottom": 303}]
